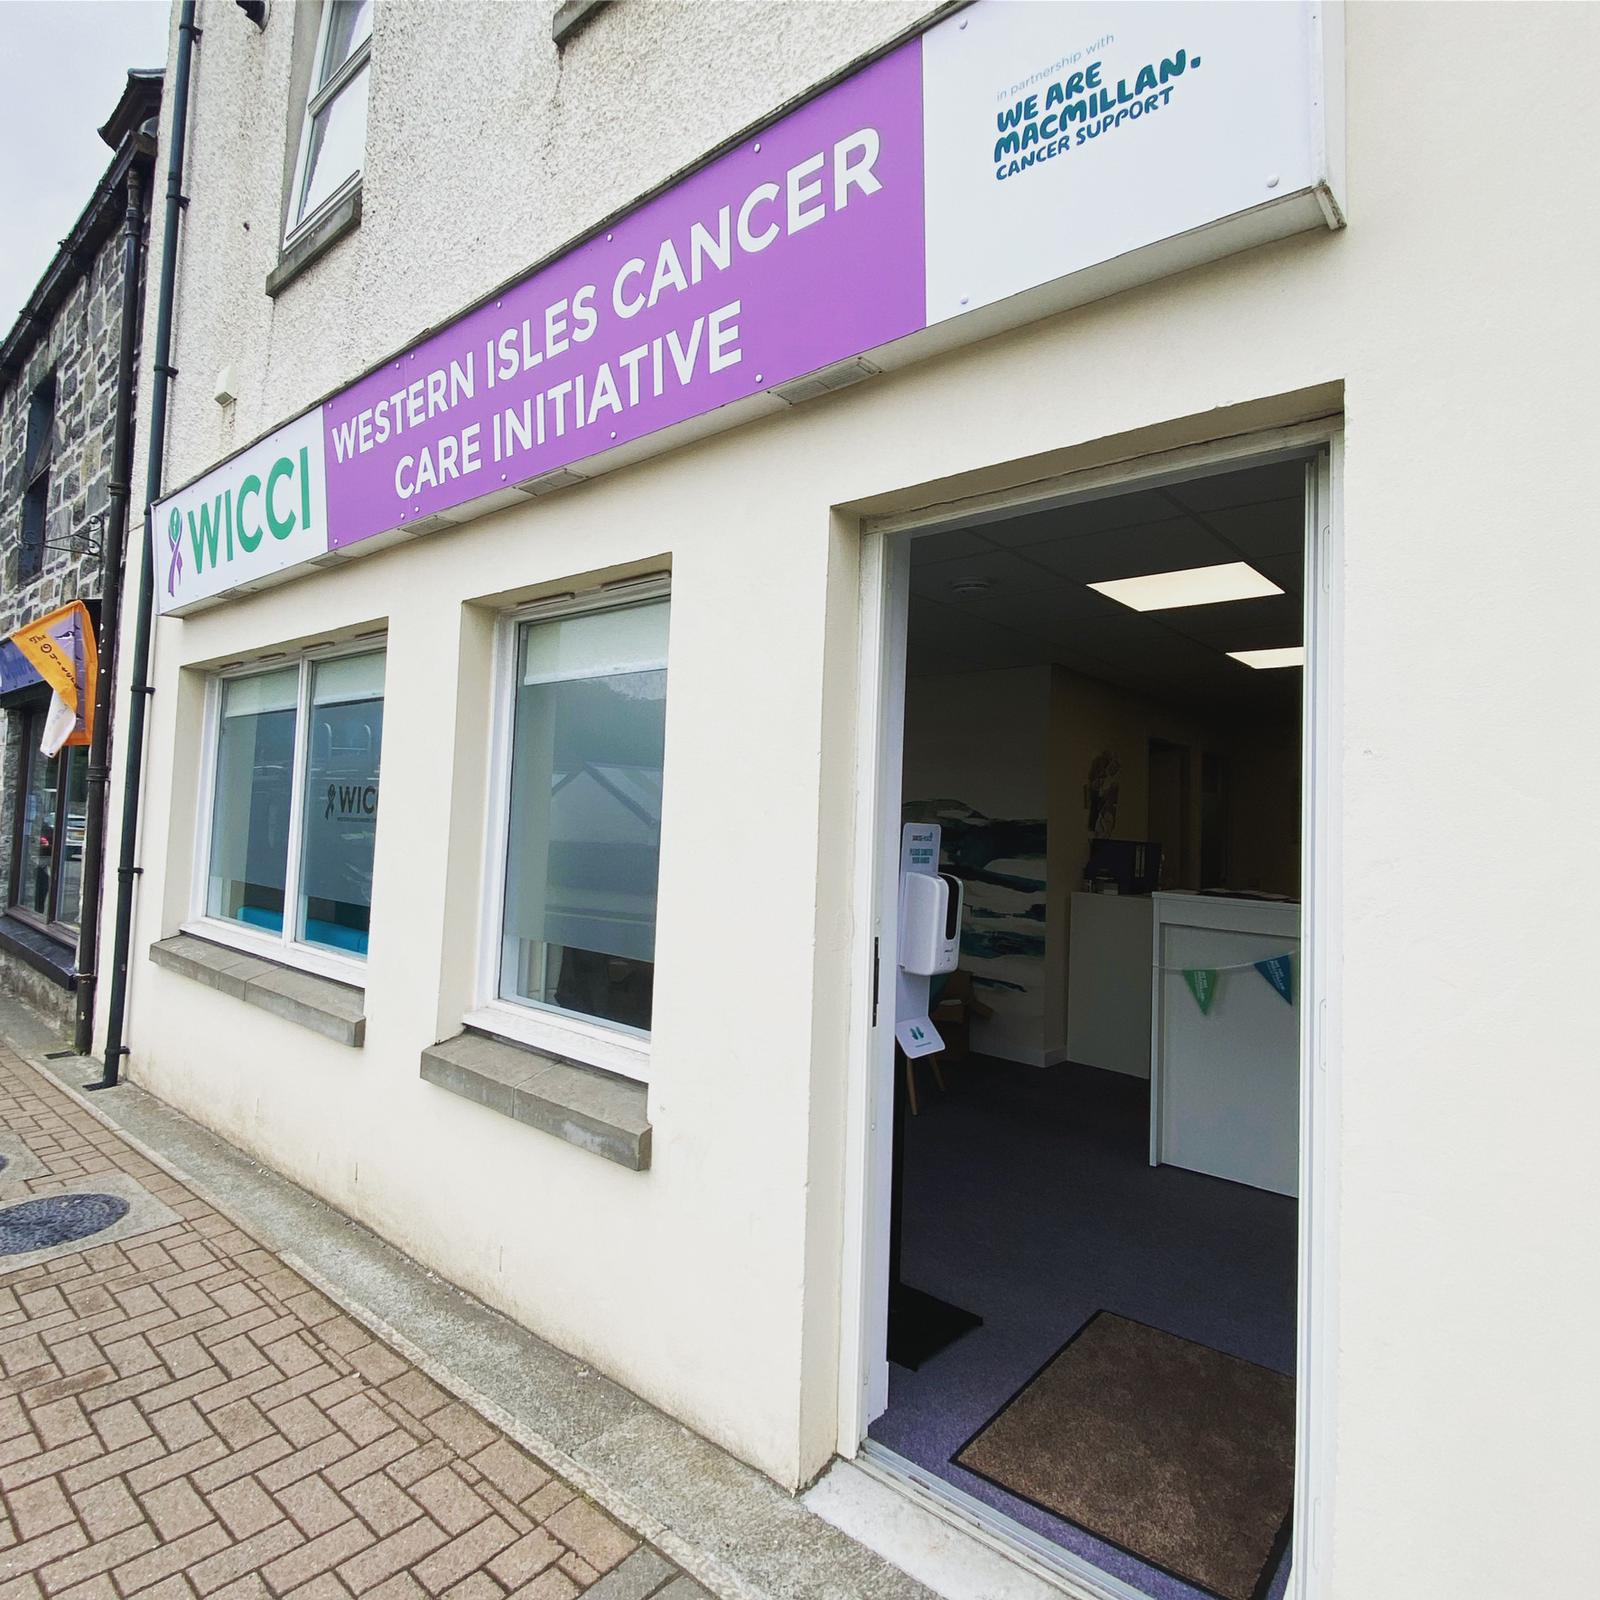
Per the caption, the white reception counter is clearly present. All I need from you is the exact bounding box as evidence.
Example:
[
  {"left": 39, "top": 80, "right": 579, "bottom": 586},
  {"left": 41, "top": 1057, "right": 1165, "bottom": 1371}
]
[{"left": 1150, "top": 892, "right": 1301, "bottom": 1197}]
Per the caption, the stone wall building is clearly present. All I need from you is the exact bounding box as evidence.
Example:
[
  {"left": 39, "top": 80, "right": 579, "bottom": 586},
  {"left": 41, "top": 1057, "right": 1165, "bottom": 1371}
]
[{"left": 0, "top": 69, "right": 160, "bottom": 1028}]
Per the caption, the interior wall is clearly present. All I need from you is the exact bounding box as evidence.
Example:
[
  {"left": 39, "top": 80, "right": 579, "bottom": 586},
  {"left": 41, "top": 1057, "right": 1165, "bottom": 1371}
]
[
  {"left": 1046, "top": 665, "right": 1299, "bottom": 1053},
  {"left": 1224, "top": 719, "right": 1302, "bottom": 898},
  {"left": 901, "top": 651, "right": 1301, "bottom": 1067},
  {"left": 1048, "top": 667, "right": 1209, "bottom": 1055},
  {"left": 901, "top": 665, "right": 1049, "bottom": 1064}
]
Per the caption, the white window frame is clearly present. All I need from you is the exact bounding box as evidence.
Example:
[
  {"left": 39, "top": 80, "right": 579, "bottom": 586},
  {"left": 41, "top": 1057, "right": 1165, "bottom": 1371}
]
[
  {"left": 186, "top": 638, "right": 387, "bottom": 987},
  {"left": 467, "top": 577, "right": 671, "bottom": 1084},
  {"left": 284, "top": 0, "right": 373, "bottom": 246}
]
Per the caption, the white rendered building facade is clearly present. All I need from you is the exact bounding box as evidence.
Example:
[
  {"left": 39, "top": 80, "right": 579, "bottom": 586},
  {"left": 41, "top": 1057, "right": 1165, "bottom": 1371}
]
[{"left": 104, "top": 5, "right": 1600, "bottom": 1600}]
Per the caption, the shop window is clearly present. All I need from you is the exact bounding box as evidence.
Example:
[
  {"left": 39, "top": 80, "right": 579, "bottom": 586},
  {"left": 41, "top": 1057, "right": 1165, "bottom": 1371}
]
[
  {"left": 493, "top": 595, "right": 669, "bottom": 1046},
  {"left": 286, "top": 0, "right": 373, "bottom": 240},
  {"left": 8, "top": 710, "right": 88, "bottom": 937},
  {"left": 18, "top": 374, "right": 55, "bottom": 585},
  {"left": 199, "top": 648, "right": 385, "bottom": 970}
]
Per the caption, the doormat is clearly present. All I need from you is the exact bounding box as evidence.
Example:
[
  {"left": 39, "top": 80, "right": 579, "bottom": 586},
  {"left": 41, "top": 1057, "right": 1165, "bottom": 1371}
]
[{"left": 952, "top": 1311, "right": 1294, "bottom": 1600}]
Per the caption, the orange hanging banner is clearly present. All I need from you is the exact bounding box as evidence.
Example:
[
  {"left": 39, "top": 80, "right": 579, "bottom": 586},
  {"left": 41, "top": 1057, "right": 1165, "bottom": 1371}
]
[{"left": 9, "top": 601, "right": 98, "bottom": 754}]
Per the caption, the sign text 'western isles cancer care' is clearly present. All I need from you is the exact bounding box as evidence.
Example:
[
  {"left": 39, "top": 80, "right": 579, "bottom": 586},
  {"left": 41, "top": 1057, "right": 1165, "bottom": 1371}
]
[
  {"left": 333, "top": 138, "right": 870, "bottom": 493},
  {"left": 321, "top": 43, "right": 926, "bottom": 550}
]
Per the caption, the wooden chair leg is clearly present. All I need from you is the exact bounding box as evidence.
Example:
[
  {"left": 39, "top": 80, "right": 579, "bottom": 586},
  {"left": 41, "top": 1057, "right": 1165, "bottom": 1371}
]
[
  {"left": 929, "top": 1053, "right": 947, "bottom": 1094},
  {"left": 904, "top": 1054, "right": 919, "bottom": 1116}
]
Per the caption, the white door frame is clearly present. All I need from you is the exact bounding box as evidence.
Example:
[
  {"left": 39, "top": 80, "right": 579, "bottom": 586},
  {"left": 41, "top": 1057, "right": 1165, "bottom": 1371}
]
[{"left": 835, "top": 420, "right": 1344, "bottom": 1599}]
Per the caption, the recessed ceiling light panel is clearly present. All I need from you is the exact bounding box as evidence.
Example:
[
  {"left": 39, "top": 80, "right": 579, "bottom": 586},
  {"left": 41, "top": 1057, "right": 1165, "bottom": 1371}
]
[
  {"left": 1087, "top": 561, "right": 1283, "bottom": 612},
  {"left": 1227, "top": 646, "right": 1305, "bottom": 670}
]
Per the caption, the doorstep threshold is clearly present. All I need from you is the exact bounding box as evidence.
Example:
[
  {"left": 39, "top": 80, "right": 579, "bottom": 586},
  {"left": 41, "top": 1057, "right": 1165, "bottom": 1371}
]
[{"left": 813, "top": 1442, "right": 1151, "bottom": 1600}]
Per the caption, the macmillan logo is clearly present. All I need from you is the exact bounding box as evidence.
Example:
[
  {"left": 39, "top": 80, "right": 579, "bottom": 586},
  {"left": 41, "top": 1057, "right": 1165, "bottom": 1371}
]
[{"left": 990, "top": 47, "right": 1203, "bottom": 183}]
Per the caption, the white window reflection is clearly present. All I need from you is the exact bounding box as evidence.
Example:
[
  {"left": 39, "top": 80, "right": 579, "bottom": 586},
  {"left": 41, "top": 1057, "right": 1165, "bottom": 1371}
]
[
  {"left": 297, "top": 654, "right": 384, "bottom": 956},
  {"left": 202, "top": 651, "right": 386, "bottom": 964},
  {"left": 288, "top": 0, "right": 374, "bottom": 236},
  {"left": 500, "top": 601, "right": 670, "bottom": 1034}
]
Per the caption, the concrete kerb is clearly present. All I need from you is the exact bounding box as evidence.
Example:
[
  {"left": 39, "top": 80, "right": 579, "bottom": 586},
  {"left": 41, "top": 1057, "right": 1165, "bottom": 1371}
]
[{"left": 0, "top": 993, "right": 936, "bottom": 1600}]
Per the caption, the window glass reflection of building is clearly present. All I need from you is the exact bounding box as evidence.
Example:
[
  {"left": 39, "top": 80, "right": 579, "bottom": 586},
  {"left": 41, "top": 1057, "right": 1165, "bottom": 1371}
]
[
  {"left": 10, "top": 714, "right": 88, "bottom": 933},
  {"left": 203, "top": 650, "right": 385, "bottom": 964},
  {"left": 208, "top": 667, "right": 298, "bottom": 933},
  {"left": 499, "top": 600, "right": 670, "bottom": 1035},
  {"left": 298, "top": 653, "right": 384, "bottom": 955}
]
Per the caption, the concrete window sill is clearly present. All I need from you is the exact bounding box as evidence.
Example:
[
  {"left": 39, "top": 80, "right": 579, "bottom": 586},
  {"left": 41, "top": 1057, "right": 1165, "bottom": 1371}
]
[
  {"left": 266, "top": 186, "right": 362, "bottom": 298},
  {"left": 149, "top": 934, "right": 366, "bottom": 1047},
  {"left": 421, "top": 1029, "right": 651, "bottom": 1170}
]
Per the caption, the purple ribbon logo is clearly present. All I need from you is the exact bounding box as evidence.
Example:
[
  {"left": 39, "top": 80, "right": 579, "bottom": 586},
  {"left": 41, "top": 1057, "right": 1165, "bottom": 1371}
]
[{"left": 166, "top": 508, "right": 183, "bottom": 596}]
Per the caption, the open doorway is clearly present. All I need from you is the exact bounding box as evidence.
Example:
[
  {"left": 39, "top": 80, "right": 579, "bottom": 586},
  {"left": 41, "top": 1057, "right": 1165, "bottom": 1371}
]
[{"left": 866, "top": 455, "right": 1313, "bottom": 1600}]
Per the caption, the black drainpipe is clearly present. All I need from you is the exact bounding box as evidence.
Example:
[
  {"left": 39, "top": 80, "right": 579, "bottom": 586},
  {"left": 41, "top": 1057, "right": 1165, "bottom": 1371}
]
[
  {"left": 75, "top": 149, "right": 152, "bottom": 1057},
  {"left": 94, "top": 0, "right": 198, "bottom": 1088}
]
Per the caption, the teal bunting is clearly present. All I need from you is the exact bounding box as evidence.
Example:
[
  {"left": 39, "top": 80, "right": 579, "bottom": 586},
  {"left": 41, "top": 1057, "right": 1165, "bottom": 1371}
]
[
  {"left": 1171, "top": 952, "right": 1296, "bottom": 1013},
  {"left": 1254, "top": 953, "right": 1294, "bottom": 1004},
  {"left": 1182, "top": 968, "right": 1219, "bottom": 1014}
]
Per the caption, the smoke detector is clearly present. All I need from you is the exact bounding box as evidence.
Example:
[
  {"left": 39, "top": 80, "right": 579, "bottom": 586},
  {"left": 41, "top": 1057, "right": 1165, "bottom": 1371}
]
[{"left": 948, "top": 575, "right": 994, "bottom": 599}]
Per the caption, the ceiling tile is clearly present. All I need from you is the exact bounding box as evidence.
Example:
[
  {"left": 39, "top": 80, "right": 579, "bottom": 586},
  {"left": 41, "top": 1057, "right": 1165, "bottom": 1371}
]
[
  {"left": 1019, "top": 517, "right": 1237, "bottom": 584},
  {"left": 1193, "top": 497, "right": 1305, "bottom": 559},
  {"left": 1161, "top": 594, "right": 1303, "bottom": 652},
  {"left": 906, "top": 462, "right": 1309, "bottom": 709},
  {"left": 906, "top": 596, "right": 1043, "bottom": 676},
  {"left": 950, "top": 578, "right": 1111, "bottom": 627},
  {"left": 1165, "top": 460, "right": 1307, "bottom": 512},
  {"left": 1254, "top": 551, "right": 1307, "bottom": 596},
  {"left": 980, "top": 488, "right": 1177, "bottom": 548},
  {"left": 910, "top": 545, "right": 1059, "bottom": 599},
  {"left": 906, "top": 526, "right": 997, "bottom": 566}
]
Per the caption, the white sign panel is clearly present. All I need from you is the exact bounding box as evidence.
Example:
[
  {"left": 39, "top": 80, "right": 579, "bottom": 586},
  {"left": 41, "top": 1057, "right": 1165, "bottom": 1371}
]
[
  {"left": 922, "top": 1, "right": 1321, "bottom": 323},
  {"left": 153, "top": 408, "right": 328, "bottom": 613}
]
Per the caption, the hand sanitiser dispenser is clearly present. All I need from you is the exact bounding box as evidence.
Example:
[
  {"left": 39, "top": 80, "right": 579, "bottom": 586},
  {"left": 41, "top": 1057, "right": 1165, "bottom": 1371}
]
[
  {"left": 900, "top": 870, "right": 964, "bottom": 976},
  {"left": 895, "top": 823, "right": 964, "bottom": 1058}
]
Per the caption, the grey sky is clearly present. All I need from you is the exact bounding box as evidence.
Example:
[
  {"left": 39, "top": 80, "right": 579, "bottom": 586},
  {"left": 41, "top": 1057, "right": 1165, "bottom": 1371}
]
[{"left": 0, "top": 0, "right": 171, "bottom": 330}]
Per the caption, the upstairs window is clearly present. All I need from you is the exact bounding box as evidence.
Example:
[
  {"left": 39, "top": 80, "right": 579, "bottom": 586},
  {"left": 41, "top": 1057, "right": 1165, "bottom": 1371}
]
[
  {"left": 18, "top": 375, "right": 55, "bottom": 585},
  {"left": 287, "top": 0, "right": 373, "bottom": 239}
]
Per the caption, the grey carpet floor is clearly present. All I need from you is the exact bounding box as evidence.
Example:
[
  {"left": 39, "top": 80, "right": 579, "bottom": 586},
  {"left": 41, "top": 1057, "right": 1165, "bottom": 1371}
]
[{"left": 868, "top": 1056, "right": 1297, "bottom": 1600}]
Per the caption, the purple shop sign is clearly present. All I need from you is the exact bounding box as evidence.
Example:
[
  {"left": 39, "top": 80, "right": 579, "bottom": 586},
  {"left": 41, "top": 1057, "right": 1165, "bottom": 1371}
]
[{"left": 323, "top": 42, "right": 925, "bottom": 550}]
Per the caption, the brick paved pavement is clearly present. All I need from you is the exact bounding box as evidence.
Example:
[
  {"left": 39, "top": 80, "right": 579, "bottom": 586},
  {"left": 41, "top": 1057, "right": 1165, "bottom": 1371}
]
[{"left": 0, "top": 1041, "right": 701, "bottom": 1600}]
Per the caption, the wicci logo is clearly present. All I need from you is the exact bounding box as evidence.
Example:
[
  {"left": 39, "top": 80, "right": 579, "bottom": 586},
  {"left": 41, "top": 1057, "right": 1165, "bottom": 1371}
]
[
  {"left": 324, "top": 781, "right": 379, "bottom": 820},
  {"left": 166, "top": 446, "right": 316, "bottom": 595}
]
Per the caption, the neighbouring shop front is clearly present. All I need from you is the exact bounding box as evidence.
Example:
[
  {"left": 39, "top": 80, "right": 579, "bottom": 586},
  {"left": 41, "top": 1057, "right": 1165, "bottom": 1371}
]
[
  {"left": 107, "top": 5, "right": 1600, "bottom": 1600},
  {"left": 1, "top": 66, "right": 159, "bottom": 1036}
]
